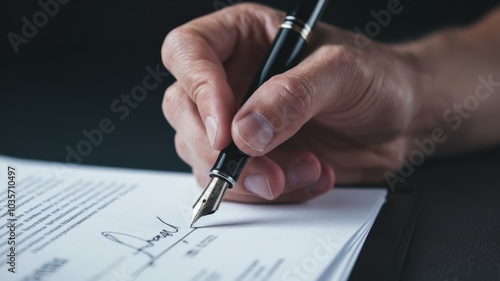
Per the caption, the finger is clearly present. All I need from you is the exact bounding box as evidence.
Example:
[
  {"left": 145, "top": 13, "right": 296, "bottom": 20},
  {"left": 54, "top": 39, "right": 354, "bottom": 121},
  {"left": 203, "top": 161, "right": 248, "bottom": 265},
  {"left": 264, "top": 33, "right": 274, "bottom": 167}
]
[
  {"left": 189, "top": 145, "right": 333, "bottom": 203},
  {"left": 163, "top": 82, "right": 215, "bottom": 150},
  {"left": 328, "top": 146, "right": 399, "bottom": 184},
  {"left": 162, "top": 4, "right": 283, "bottom": 150},
  {"left": 168, "top": 101, "right": 287, "bottom": 195},
  {"left": 231, "top": 44, "right": 370, "bottom": 156},
  {"left": 163, "top": 28, "right": 234, "bottom": 150},
  {"left": 314, "top": 137, "right": 403, "bottom": 184},
  {"left": 224, "top": 160, "right": 334, "bottom": 203},
  {"left": 266, "top": 149, "right": 321, "bottom": 190},
  {"left": 273, "top": 162, "right": 334, "bottom": 202},
  {"left": 190, "top": 155, "right": 286, "bottom": 201},
  {"left": 164, "top": 83, "right": 220, "bottom": 171},
  {"left": 223, "top": 156, "right": 285, "bottom": 201},
  {"left": 163, "top": 82, "right": 201, "bottom": 135},
  {"left": 224, "top": 149, "right": 332, "bottom": 203},
  {"left": 163, "top": 84, "right": 308, "bottom": 199},
  {"left": 175, "top": 131, "right": 220, "bottom": 176}
]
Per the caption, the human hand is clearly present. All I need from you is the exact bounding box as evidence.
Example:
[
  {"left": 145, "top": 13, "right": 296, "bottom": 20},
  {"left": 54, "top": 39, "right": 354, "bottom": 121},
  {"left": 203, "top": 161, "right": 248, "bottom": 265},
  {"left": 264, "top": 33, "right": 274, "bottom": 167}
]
[{"left": 162, "top": 3, "right": 421, "bottom": 203}]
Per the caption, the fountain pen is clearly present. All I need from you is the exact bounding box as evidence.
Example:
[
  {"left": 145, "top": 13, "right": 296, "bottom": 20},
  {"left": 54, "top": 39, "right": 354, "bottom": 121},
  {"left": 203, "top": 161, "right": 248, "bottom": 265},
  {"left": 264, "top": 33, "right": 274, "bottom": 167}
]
[{"left": 191, "top": 0, "right": 330, "bottom": 227}]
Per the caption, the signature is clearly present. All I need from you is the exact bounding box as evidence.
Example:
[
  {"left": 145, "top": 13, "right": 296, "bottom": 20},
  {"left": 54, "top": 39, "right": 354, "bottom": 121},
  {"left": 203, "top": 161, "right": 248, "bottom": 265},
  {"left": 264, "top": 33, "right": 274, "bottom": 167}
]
[{"left": 102, "top": 217, "right": 179, "bottom": 260}]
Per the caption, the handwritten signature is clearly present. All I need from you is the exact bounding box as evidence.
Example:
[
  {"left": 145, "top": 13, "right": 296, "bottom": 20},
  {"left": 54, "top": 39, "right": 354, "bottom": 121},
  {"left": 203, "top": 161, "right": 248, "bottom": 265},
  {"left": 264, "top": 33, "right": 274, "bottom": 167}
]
[{"left": 102, "top": 217, "right": 179, "bottom": 260}]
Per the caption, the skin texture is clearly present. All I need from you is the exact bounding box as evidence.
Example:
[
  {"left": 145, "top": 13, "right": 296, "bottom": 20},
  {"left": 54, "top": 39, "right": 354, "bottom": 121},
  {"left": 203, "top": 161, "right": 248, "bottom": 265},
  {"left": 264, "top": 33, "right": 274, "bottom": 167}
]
[{"left": 161, "top": 3, "right": 500, "bottom": 203}]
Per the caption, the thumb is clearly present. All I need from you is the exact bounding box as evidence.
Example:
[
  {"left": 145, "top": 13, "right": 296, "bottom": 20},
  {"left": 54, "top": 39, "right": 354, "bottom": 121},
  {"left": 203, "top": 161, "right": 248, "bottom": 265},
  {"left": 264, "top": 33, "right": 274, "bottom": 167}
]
[{"left": 231, "top": 60, "right": 332, "bottom": 156}]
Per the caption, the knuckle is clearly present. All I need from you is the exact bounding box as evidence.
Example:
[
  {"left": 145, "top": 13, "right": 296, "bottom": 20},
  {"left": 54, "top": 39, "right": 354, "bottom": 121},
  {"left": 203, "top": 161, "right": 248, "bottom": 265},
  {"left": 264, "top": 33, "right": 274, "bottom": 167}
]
[
  {"left": 316, "top": 45, "right": 375, "bottom": 112},
  {"left": 162, "top": 28, "right": 186, "bottom": 69},
  {"left": 164, "top": 26, "right": 182, "bottom": 45},
  {"left": 162, "top": 84, "right": 188, "bottom": 127},
  {"left": 189, "top": 73, "right": 216, "bottom": 106},
  {"left": 327, "top": 45, "right": 367, "bottom": 78},
  {"left": 162, "top": 27, "right": 201, "bottom": 73},
  {"left": 270, "top": 74, "right": 313, "bottom": 121},
  {"left": 181, "top": 58, "right": 221, "bottom": 106}
]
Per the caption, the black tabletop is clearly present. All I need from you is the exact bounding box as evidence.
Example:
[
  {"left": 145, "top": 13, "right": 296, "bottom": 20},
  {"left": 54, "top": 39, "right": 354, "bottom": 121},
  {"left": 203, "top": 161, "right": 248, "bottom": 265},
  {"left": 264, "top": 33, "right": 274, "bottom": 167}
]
[
  {"left": 400, "top": 146, "right": 500, "bottom": 281},
  {"left": 1, "top": 1, "right": 499, "bottom": 280}
]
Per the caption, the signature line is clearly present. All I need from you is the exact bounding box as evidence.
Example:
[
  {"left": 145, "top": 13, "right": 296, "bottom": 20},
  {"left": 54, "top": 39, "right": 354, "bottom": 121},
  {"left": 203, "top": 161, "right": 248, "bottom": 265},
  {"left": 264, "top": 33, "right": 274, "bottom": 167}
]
[{"left": 132, "top": 228, "right": 198, "bottom": 277}]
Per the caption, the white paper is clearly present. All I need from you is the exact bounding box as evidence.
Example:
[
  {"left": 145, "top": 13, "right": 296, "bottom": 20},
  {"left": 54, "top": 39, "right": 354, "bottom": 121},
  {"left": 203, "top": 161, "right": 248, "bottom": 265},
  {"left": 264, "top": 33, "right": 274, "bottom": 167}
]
[{"left": 0, "top": 155, "right": 386, "bottom": 281}]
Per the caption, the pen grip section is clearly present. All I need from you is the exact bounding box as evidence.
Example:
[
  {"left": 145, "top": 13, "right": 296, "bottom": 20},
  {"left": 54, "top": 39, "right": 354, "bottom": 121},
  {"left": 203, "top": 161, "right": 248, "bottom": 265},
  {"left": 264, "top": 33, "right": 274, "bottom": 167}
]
[{"left": 210, "top": 142, "right": 249, "bottom": 186}]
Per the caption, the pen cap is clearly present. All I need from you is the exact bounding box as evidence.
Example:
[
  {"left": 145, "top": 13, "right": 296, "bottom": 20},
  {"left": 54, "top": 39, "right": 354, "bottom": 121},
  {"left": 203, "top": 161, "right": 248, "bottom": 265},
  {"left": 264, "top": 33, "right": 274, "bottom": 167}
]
[
  {"left": 239, "top": 0, "right": 330, "bottom": 106},
  {"left": 290, "top": 0, "right": 330, "bottom": 30}
]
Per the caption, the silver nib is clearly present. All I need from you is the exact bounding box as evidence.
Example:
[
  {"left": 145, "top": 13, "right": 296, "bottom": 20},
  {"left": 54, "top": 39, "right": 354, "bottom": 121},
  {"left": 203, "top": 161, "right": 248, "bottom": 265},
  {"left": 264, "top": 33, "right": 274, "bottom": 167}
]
[{"left": 190, "top": 177, "right": 230, "bottom": 227}]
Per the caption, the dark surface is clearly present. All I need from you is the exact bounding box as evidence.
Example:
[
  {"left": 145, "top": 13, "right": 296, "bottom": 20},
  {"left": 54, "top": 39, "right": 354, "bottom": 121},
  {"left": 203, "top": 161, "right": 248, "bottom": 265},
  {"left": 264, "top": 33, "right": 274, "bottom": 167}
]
[
  {"left": 1, "top": 1, "right": 499, "bottom": 280},
  {"left": 349, "top": 191, "right": 416, "bottom": 281},
  {"left": 400, "top": 147, "right": 500, "bottom": 281}
]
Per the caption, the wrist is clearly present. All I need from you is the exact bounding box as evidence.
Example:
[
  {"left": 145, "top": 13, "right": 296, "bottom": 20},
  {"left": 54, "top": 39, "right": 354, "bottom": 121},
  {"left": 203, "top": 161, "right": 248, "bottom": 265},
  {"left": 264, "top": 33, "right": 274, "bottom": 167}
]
[
  {"left": 390, "top": 24, "right": 500, "bottom": 155},
  {"left": 390, "top": 29, "right": 466, "bottom": 139}
]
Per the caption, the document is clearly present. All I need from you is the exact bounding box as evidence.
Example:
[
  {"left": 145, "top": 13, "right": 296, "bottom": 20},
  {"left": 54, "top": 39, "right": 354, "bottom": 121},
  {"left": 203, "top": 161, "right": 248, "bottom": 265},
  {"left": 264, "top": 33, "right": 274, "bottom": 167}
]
[{"left": 0, "top": 155, "right": 386, "bottom": 281}]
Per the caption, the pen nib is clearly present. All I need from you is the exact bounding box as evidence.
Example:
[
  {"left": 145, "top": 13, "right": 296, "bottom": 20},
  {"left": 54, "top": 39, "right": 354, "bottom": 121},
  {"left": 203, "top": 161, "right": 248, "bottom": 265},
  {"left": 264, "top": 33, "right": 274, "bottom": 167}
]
[{"left": 190, "top": 177, "right": 230, "bottom": 227}]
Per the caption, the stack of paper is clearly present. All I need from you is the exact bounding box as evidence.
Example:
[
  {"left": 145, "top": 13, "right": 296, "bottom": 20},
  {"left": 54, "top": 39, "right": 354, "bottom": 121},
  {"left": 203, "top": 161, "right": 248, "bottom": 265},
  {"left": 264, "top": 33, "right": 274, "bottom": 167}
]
[{"left": 0, "top": 155, "right": 386, "bottom": 281}]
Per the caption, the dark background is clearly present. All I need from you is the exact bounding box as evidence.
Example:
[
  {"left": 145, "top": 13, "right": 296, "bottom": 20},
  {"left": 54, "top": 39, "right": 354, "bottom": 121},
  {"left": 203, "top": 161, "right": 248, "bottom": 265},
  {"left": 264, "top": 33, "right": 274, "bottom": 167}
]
[
  {"left": 1, "top": 0, "right": 499, "bottom": 171},
  {"left": 1, "top": 1, "right": 499, "bottom": 281}
]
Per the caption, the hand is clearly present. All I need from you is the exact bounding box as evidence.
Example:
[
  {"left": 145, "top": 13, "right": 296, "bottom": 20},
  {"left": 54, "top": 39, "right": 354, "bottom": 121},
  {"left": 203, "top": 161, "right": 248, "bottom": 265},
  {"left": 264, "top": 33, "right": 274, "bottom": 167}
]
[{"left": 161, "top": 3, "right": 421, "bottom": 203}]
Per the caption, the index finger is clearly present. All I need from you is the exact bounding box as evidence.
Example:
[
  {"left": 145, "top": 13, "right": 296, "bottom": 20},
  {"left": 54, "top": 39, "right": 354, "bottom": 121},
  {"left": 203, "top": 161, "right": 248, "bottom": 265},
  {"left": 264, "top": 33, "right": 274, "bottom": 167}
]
[{"left": 161, "top": 3, "right": 283, "bottom": 150}]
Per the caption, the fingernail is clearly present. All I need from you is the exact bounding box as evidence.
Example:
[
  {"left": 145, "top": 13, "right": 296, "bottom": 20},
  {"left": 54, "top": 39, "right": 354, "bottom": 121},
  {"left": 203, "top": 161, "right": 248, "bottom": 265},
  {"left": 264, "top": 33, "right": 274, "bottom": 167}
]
[
  {"left": 204, "top": 116, "right": 218, "bottom": 147},
  {"left": 236, "top": 112, "right": 274, "bottom": 151},
  {"left": 245, "top": 173, "right": 274, "bottom": 200},
  {"left": 288, "top": 158, "right": 319, "bottom": 186},
  {"left": 307, "top": 174, "right": 331, "bottom": 196}
]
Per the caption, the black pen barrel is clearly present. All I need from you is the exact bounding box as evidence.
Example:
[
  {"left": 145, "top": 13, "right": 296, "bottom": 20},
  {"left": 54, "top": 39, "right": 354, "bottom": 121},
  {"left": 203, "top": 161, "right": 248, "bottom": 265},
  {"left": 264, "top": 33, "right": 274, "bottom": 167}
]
[
  {"left": 240, "top": 27, "right": 307, "bottom": 105},
  {"left": 291, "top": 0, "right": 330, "bottom": 31},
  {"left": 209, "top": 0, "right": 330, "bottom": 186},
  {"left": 242, "top": 0, "right": 330, "bottom": 104}
]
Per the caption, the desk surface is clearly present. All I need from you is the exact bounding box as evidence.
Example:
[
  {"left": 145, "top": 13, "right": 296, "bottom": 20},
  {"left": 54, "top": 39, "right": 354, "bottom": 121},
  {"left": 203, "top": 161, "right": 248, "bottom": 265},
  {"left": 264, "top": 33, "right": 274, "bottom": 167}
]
[
  {"left": 2, "top": 1, "right": 499, "bottom": 280},
  {"left": 400, "top": 147, "right": 500, "bottom": 281}
]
